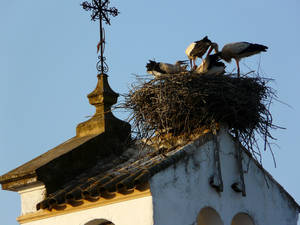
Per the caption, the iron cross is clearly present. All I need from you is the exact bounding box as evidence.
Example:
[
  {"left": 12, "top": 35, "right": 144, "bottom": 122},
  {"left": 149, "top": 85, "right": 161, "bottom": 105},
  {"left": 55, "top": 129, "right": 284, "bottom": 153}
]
[{"left": 81, "top": 0, "right": 120, "bottom": 74}]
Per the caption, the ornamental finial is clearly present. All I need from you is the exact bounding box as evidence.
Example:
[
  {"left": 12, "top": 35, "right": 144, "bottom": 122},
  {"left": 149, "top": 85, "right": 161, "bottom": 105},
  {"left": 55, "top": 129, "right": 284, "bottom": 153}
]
[{"left": 81, "top": 0, "right": 120, "bottom": 74}]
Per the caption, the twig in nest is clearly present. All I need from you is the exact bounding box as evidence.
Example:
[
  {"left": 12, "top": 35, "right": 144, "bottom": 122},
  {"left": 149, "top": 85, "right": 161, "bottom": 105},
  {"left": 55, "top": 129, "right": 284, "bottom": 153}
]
[{"left": 121, "top": 72, "right": 281, "bottom": 162}]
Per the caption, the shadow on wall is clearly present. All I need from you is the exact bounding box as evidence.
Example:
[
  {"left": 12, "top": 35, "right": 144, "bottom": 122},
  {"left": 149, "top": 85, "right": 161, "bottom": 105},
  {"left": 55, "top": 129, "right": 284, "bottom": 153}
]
[
  {"left": 197, "top": 207, "right": 223, "bottom": 225},
  {"left": 231, "top": 213, "right": 255, "bottom": 225},
  {"left": 84, "top": 219, "right": 115, "bottom": 225},
  {"left": 197, "top": 207, "right": 255, "bottom": 225}
]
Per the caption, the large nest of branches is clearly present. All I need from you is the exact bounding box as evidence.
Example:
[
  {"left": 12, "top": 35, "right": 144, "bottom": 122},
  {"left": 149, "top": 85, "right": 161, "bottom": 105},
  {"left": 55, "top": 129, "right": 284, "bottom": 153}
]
[{"left": 124, "top": 73, "right": 279, "bottom": 159}]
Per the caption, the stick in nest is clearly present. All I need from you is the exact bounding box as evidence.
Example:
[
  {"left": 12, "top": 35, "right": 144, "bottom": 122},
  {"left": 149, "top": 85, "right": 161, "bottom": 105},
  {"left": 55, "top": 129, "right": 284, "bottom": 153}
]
[{"left": 122, "top": 72, "right": 281, "bottom": 162}]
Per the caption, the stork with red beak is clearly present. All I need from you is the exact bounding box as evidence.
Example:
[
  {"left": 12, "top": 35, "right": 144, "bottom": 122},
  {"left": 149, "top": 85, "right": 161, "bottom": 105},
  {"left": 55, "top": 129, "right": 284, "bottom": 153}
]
[
  {"left": 212, "top": 42, "right": 268, "bottom": 77},
  {"left": 185, "top": 36, "right": 213, "bottom": 69}
]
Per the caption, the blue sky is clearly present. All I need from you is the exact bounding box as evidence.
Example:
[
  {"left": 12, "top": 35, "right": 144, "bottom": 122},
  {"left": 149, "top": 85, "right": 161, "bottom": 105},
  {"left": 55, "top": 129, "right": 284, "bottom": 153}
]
[{"left": 0, "top": 0, "right": 299, "bottom": 224}]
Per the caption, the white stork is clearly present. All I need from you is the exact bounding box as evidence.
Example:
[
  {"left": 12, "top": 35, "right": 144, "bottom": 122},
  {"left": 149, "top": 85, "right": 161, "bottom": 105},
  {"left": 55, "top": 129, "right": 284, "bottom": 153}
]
[
  {"left": 185, "top": 36, "right": 212, "bottom": 69},
  {"left": 211, "top": 42, "right": 268, "bottom": 77},
  {"left": 146, "top": 60, "right": 188, "bottom": 78},
  {"left": 195, "top": 53, "right": 226, "bottom": 75}
]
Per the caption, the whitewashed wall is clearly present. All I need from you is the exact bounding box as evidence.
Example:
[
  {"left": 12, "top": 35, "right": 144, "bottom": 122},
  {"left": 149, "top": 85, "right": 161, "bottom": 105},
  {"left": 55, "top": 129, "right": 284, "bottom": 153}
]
[
  {"left": 18, "top": 182, "right": 46, "bottom": 215},
  {"left": 150, "top": 129, "right": 299, "bottom": 225},
  {"left": 22, "top": 196, "right": 153, "bottom": 225}
]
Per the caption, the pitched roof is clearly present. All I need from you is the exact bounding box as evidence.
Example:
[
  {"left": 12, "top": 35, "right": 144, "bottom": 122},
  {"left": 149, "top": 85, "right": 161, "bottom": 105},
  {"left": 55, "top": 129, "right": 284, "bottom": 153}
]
[
  {"left": 37, "top": 134, "right": 214, "bottom": 210},
  {"left": 2, "top": 129, "right": 299, "bottom": 212},
  {"left": 36, "top": 132, "right": 300, "bottom": 212},
  {"left": 0, "top": 135, "right": 97, "bottom": 185},
  {"left": 0, "top": 130, "right": 130, "bottom": 192}
]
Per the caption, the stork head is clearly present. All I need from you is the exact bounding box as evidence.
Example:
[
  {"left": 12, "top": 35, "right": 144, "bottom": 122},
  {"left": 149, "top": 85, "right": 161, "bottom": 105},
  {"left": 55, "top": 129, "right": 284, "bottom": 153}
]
[
  {"left": 175, "top": 60, "right": 189, "bottom": 71},
  {"left": 175, "top": 60, "right": 189, "bottom": 66}
]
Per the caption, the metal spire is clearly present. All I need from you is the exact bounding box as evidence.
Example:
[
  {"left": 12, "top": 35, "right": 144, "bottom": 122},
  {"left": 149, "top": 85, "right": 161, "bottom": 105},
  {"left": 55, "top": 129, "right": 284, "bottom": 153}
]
[{"left": 81, "top": 0, "right": 120, "bottom": 74}]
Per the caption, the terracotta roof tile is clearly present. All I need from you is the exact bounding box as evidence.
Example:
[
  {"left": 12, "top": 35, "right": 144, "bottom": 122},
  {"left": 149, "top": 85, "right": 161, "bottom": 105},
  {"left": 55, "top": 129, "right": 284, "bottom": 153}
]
[{"left": 37, "top": 134, "right": 213, "bottom": 210}]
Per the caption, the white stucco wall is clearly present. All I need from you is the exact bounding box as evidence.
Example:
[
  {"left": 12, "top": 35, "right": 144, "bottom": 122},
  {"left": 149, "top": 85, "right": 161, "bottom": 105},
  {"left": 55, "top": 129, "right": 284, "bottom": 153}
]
[
  {"left": 22, "top": 196, "right": 153, "bottom": 225},
  {"left": 18, "top": 182, "right": 46, "bottom": 215},
  {"left": 150, "top": 129, "right": 299, "bottom": 225}
]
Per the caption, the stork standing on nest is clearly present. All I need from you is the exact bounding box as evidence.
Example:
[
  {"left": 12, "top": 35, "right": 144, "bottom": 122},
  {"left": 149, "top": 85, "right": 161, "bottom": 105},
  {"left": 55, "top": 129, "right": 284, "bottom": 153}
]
[
  {"left": 146, "top": 60, "right": 188, "bottom": 78},
  {"left": 185, "top": 36, "right": 213, "bottom": 69},
  {"left": 212, "top": 42, "right": 268, "bottom": 77},
  {"left": 195, "top": 54, "right": 226, "bottom": 75}
]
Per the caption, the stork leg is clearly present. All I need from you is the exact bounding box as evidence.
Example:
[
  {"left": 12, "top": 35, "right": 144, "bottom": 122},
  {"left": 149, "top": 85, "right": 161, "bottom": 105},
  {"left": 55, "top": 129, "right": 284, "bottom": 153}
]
[
  {"left": 235, "top": 58, "right": 240, "bottom": 78},
  {"left": 193, "top": 59, "right": 197, "bottom": 70}
]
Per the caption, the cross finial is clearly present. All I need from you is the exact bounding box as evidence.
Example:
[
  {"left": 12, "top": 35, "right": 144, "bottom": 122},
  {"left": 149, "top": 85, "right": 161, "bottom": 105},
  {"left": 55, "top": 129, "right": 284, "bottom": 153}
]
[{"left": 81, "top": 0, "right": 120, "bottom": 74}]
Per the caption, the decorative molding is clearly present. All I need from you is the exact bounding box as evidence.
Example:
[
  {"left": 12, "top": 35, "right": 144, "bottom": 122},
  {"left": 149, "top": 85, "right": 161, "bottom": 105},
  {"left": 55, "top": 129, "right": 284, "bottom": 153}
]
[{"left": 17, "top": 182, "right": 45, "bottom": 194}]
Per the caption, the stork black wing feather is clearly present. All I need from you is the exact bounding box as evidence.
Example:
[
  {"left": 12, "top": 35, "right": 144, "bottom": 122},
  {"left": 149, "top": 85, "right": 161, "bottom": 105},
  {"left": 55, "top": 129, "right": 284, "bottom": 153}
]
[
  {"left": 190, "top": 36, "right": 212, "bottom": 58},
  {"left": 146, "top": 60, "right": 166, "bottom": 74},
  {"left": 240, "top": 43, "right": 268, "bottom": 55}
]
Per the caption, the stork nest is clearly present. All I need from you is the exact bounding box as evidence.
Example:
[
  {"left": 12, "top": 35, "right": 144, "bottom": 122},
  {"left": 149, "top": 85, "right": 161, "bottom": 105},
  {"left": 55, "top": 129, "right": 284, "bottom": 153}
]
[{"left": 123, "top": 72, "right": 279, "bottom": 160}]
